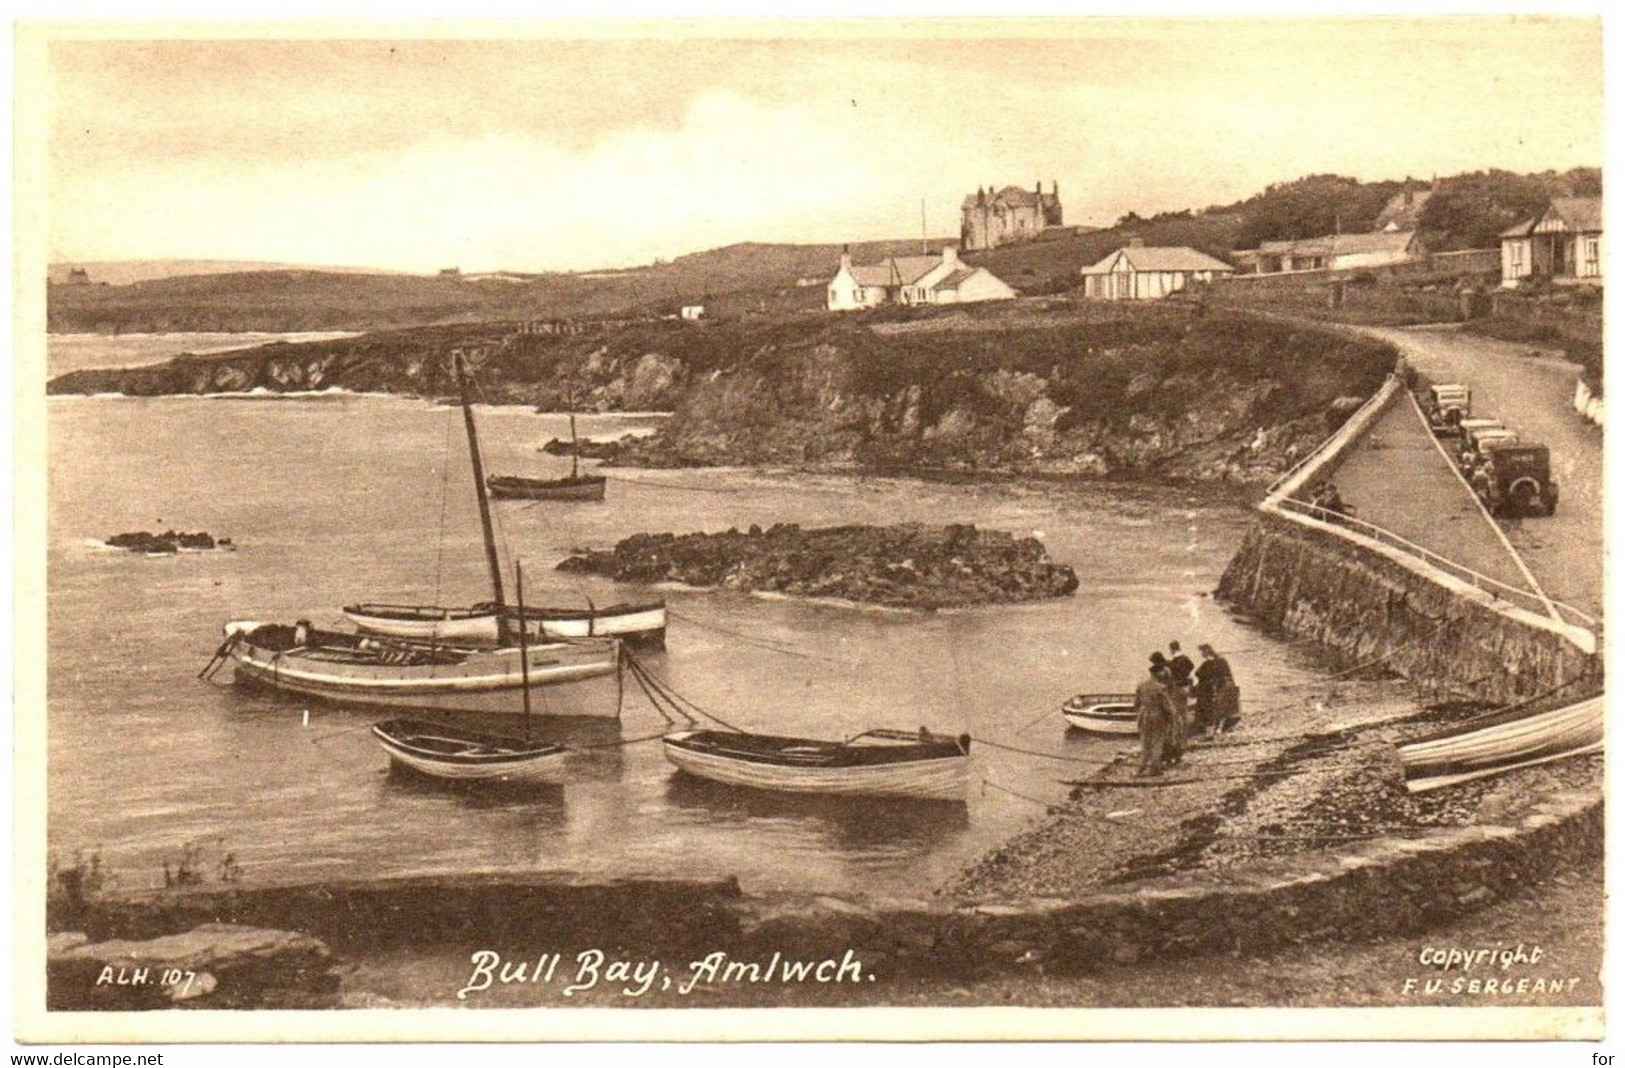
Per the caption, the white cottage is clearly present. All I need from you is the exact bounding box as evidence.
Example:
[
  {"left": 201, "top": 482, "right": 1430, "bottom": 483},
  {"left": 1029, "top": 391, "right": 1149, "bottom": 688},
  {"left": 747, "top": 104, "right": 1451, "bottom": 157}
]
[
  {"left": 1080, "top": 243, "right": 1234, "bottom": 300},
  {"left": 827, "top": 247, "right": 1015, "bottom": 310},
  {"left": 1500, "top": 197, "right": 1603, "bottom": 288}
]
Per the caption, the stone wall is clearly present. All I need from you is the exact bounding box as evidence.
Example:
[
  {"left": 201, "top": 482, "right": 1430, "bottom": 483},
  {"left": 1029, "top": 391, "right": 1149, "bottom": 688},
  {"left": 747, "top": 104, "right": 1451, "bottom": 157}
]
[
  {"left": 55, "top": 789, "right": 1600, "bottom": 985},
  {"left": 1217, "top": 512, "right": 1601, "bottom": 705}
]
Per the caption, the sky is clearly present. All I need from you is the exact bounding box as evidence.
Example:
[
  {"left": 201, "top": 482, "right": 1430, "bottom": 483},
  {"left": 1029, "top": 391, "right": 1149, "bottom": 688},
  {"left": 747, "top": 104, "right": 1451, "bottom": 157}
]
[{"left": 44, "top": 19, "right": 1603, "bottom": 274}]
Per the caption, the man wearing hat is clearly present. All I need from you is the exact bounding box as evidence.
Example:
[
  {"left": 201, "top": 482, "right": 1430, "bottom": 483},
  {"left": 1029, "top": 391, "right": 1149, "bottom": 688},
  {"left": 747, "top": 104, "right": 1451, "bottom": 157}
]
[
  {"left": 1195, "top": 643, "right": 1239, "bottom": 735},
  {"left": 1134, "top": 654, "right": 1175, "bottom": 777}
]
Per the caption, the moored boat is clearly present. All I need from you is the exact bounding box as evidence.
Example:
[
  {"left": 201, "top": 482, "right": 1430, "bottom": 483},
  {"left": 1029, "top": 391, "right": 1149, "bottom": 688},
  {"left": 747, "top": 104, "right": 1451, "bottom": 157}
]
[
  {"left": 1397, "top": 694, "right": 1603, "bottom": 792},
  {"left": 1061, "top": 693, "right": 1138, "bottom": 735},
  {"left": 661, "top": 728, "right": 971, "bottom": 801},
  {"left": 486, "top": 473, "right": 607, "bottom": 502},
  {"left": 371, "top": 718, "right": 570, "bottom": 783},
  {"left": 342, "top": 598, "right": 666, "bottom": 644},
  {"left": 223, "top": 621, "right": 621, "bottom": 716}
]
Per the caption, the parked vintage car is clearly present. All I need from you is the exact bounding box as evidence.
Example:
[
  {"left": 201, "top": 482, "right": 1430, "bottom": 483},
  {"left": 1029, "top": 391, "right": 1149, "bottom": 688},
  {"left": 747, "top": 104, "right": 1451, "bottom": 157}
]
[
  {"left": 1426, "top": 383, "right": 1472, "bottom": 435},
  {"left": 1472, "top": 442, "right": 1558, "bottom": 516}
]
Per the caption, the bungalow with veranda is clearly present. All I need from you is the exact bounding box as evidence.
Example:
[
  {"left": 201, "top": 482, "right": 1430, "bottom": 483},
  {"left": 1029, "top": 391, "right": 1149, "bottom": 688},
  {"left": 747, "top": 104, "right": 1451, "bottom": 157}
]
[
  {"left": 1500, "top": 196, "right": 1603, "bottom": 288},
  {"left": 1079, "top": 242, "right": 1235, "bottom": 300},
  {"left": 826, "top": 247, "right": 1016, "bottom": 310}
]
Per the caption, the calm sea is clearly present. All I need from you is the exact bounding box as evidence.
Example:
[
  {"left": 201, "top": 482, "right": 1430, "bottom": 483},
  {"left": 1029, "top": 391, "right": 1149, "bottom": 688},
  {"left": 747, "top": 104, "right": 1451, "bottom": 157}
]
[{"left": 46, "top": 334, "right": 1337, "bottom": 896}]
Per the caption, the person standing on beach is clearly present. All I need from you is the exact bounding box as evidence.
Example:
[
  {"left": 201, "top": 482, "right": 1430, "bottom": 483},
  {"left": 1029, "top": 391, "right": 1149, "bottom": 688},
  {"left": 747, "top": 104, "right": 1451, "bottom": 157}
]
[
  {"left": 1195, "top": 643, "right": 1239, "bottom": 735},
  {"left": 1134, "top": 658, "right": 1174, "bottom": 777},
  {"left": 1165, "top": 641, "right": 1194, "bottom": 761}
]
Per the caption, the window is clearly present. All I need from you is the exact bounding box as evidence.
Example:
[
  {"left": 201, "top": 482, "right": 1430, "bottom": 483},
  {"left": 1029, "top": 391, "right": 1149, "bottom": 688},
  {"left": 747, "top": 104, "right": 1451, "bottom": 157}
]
[
  {"left": 829, "top": 288, "right": 838, "bottom": 303},
  {"left": 1583, "top": 238, "right": 1600, "bottom": 276}
]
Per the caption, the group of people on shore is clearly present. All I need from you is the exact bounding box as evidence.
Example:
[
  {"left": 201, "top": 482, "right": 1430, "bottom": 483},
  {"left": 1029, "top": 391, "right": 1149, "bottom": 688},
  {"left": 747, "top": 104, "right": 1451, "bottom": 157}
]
[{"left": 1133, "top": 641, "right": 1241, "bottom": 777}]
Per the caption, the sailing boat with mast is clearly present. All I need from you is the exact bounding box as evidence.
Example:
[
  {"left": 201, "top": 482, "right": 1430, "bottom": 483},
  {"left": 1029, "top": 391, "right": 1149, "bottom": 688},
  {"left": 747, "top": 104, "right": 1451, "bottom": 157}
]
[
  {"left": 214, "top": 352, "right": 623, "bottom": 718},
  {"left": 342, "top": 374, "right": 662, "bottom": 643},
  {"left": 371, "top": 562, "right": 574, "bottom": 783},
  {"left": 486, "top": 394, "right": 608, "bottom": 502}
]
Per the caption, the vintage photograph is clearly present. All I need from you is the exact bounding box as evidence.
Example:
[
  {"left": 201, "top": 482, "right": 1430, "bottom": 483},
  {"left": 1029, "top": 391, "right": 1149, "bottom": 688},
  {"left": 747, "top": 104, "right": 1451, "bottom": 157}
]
[{"left": 16, "top": 16, "right": 1606, "bottom": 1042}]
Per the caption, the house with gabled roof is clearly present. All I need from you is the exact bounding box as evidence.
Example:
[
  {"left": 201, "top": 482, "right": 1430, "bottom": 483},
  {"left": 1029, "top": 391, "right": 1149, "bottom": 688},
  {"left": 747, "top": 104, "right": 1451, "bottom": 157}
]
[
  {"left": 1079, "top": 241, "right": 1234, "bottom": 300},
  {"left": 1240, "top": 229, "right": 1423, "bottom": 275},
  {"left": 1499, "top": 196, "right": 1602, "bottom": 288},
  {"left": 826, "top": 247, "right": 1015, "bottom": 310},
  {"left": 961, "top": 182, "right": 1063, "bottom": 251}
]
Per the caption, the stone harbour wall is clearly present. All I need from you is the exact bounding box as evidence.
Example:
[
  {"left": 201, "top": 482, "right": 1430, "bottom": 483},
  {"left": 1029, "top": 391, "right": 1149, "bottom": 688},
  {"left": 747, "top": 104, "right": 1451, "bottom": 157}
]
[{"left": 1217, "top": 511, "right": 1601, "bottom": 705}]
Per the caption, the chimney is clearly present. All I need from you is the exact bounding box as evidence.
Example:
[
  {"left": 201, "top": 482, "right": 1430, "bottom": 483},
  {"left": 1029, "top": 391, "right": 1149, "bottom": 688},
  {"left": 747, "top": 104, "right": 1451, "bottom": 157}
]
[
  {"left": 1036, "top": 180, "right": 1042, "bottom": 197},
  {"left": 840, "top": 244, "right": 851, "bottom": 271},
  {"left": 942, "top": 246, "right": 960, "bottom": 267},
  {"left": 1052, "top": 180, "right": 1059, "bottom": 198}
]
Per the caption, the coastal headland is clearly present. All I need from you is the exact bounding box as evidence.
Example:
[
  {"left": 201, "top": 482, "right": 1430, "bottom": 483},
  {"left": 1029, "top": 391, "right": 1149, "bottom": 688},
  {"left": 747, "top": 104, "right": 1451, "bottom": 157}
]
[{"left": 49, "top": 302, "right": 1395, "bottom": 485}]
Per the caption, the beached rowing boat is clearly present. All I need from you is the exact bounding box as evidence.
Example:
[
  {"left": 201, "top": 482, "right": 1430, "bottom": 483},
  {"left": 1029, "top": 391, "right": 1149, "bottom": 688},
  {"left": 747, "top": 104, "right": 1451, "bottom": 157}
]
[
  {"left": 662, "top": 728, "right": 971, "bottom": 801},
  {"left": 1061, "top": 693, "right": 1138, "bottom": 735},
  {"left": 1397, "top": 694, "right": 1603, "bottom": 792}
]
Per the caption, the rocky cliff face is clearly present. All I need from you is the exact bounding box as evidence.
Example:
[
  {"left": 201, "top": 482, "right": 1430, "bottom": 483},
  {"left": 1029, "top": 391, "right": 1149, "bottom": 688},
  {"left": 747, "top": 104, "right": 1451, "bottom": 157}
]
[{"left": 49, "top": 303, "right": 1395, "bottom": 484}]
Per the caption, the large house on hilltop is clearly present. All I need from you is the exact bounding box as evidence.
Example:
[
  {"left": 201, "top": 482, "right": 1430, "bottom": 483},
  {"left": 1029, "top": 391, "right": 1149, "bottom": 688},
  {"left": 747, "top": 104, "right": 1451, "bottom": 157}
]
[
  {"left": 1234, "top": 229, "right": 1424, "bottom": 275},
  {"left": 960, "top": 182, "right": 1063, "bottom": 251},
  {"left": 1499, "top": 196, "right": 1602, "bottom": 288},
  {"left": 1080, "top": 242, "right": 1234, "bottom": 300},
  {"left": 826, "top": 247, "right": 1017, "bottom": 311}
]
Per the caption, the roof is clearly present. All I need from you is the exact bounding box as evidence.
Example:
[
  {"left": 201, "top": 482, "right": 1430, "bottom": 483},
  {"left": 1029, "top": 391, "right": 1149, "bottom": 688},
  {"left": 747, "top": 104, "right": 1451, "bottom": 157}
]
[
  {"left": 1254, "top": 230, "right": 1418, "bottom": 258},
  {"left": 1548, "top": 196, "right": 1603, "bottom": 233},
  {"left": 848, "top": 255, "right": 943, "bottom": 288},
  {"left": 1502, "top": 196, "right": 1602, "bottom": 239},
  {"left": 1080, "top": 246, "right": 1235, "bottom": 274},
  {"left": 932, "top": 268, "right": 978, "bottom": 291},
  {"left": 1374, "top": 188, "right": 1433, "bottom": 231},
  {"left": 962, "top": 185, "right": 1060, "bottom": 211}
]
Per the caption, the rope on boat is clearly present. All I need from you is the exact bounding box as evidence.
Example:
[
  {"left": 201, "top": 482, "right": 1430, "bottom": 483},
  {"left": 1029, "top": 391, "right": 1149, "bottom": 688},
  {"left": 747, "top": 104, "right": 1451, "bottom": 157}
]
[
  {"left": 666, "top": 608, "right": 841, "bottom": 662},
  {"left": 971, "top": 736, "right": 1117, "bottom": 766},
  {"left": 197, "top": 634, "right": 239, "bottom": 681},
  {"left": 622, "top": 650, "right": 752, "bottom": 733},
  {"left": 564, "top": 728, "right": 672, "bottom": 752}
]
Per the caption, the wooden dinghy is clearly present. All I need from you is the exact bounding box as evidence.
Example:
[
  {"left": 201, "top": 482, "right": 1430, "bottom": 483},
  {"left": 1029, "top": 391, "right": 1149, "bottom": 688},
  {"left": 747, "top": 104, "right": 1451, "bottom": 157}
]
[
  {"left": 223, "top": 621, "right": 620, "bottom": 716},
  {"left": 342, "top": 599, "right": 667, "bottom": 644},
  {"left": 486, "top": 473, "right": 607, "bottom": 502},
  {"left": 371, "top": 718, "right": 570, "bottom": 783},
  {"left": 1061, "top": 693, "right": 1138, "bottom": 735},
  {"left": 1398, "top": 694, "right": 1603, "bottom": 793},
  {"left": 662, "top": 728, "right": 971, "bottom": 801}
]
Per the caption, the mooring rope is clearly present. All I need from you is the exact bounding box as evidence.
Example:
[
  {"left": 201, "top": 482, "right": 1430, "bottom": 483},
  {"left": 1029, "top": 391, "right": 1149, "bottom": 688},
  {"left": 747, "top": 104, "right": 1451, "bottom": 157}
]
[{"left": 665, "top": 608, "right": 841, "bottom": 662}]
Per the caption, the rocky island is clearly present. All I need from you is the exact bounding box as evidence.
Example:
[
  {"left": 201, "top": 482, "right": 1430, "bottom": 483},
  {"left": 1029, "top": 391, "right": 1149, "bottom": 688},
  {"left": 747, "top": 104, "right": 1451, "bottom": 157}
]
[{"left": 556, "top": 522, "right": 1079, "bottom": 609}]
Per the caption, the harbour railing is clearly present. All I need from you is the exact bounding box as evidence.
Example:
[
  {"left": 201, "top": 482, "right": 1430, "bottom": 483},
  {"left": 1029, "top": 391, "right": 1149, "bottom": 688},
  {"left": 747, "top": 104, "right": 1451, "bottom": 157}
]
[{"left": 1274, "top": 497, "right": 1599, "bottom": 635}]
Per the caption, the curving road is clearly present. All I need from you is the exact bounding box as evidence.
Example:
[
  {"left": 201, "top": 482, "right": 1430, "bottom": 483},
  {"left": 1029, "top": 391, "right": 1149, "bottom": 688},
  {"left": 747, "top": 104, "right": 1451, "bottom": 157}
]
[{"left": 1359, "top": 326, "right": 1603, "bottom": 620}]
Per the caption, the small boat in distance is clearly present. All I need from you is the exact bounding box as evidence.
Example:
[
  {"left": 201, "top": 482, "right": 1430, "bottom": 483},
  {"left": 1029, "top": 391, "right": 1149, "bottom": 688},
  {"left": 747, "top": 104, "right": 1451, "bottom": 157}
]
[
  {"left": 342, "top": 598, "right": 667, "bottom": 645},
  {"left": 1397, "top": 694, "right": 1602, "bottom": 793},
  {"left": 486, "top": 472, "right": 607, "bottom": 502},
  {"left": 662, "top": 728, "right": 971, "bottom": 801},
  {"left": 487, "top": 404, "right": 607, "bottom": 501},
  {"left": 1061, "top": 693, "right": 1139, "bottom": 735}
]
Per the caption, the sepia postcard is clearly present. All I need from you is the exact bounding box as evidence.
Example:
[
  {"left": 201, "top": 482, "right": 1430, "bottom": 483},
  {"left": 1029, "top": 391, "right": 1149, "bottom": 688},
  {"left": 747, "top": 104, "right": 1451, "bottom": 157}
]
[{"left": 12, "top": 14, "right": 1608, "bottom": 1045}]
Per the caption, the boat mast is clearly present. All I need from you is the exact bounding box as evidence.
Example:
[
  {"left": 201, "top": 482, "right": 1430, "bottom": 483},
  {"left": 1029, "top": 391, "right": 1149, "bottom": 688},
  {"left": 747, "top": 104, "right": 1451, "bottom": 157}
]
[
  {"left": 515, "top": 560, "right": 533, "bottom": 739},
  {"left": 567, "top": 388, "right": 580, "bottom": 481},
  {"left": 452, "top": 350, "right": 508, "bottom": 632}
]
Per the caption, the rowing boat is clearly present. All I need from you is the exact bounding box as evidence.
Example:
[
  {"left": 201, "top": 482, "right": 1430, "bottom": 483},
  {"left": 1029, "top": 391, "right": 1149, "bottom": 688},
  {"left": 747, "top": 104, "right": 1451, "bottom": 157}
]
[
  {"left": 662, "top": 728, "right": 971, "bottom": 801},
  {"left": 342, "top": 599, "right": 667, "bottom": 644},
  {"left": 1397, "top": 694, "right": 1603, "bottom": 793},
  {"left": 371, "top": 718, "right": 570, "bottom": 783},
  {"left": 1061, "top": 693, "right": 1138, "bottom": 735}
]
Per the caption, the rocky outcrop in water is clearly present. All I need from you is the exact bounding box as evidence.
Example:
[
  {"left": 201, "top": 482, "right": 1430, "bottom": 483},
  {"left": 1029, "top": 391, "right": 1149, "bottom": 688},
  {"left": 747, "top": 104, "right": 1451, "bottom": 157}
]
[
  {"left": 539, "top": 434, "right": 640, "bottom": 460},
  {"left": 106, "top": 530, "right": 231, "bottom": 553},
  {"left": 557, "top": 522, "right": 1079, "bottom": 609}
]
